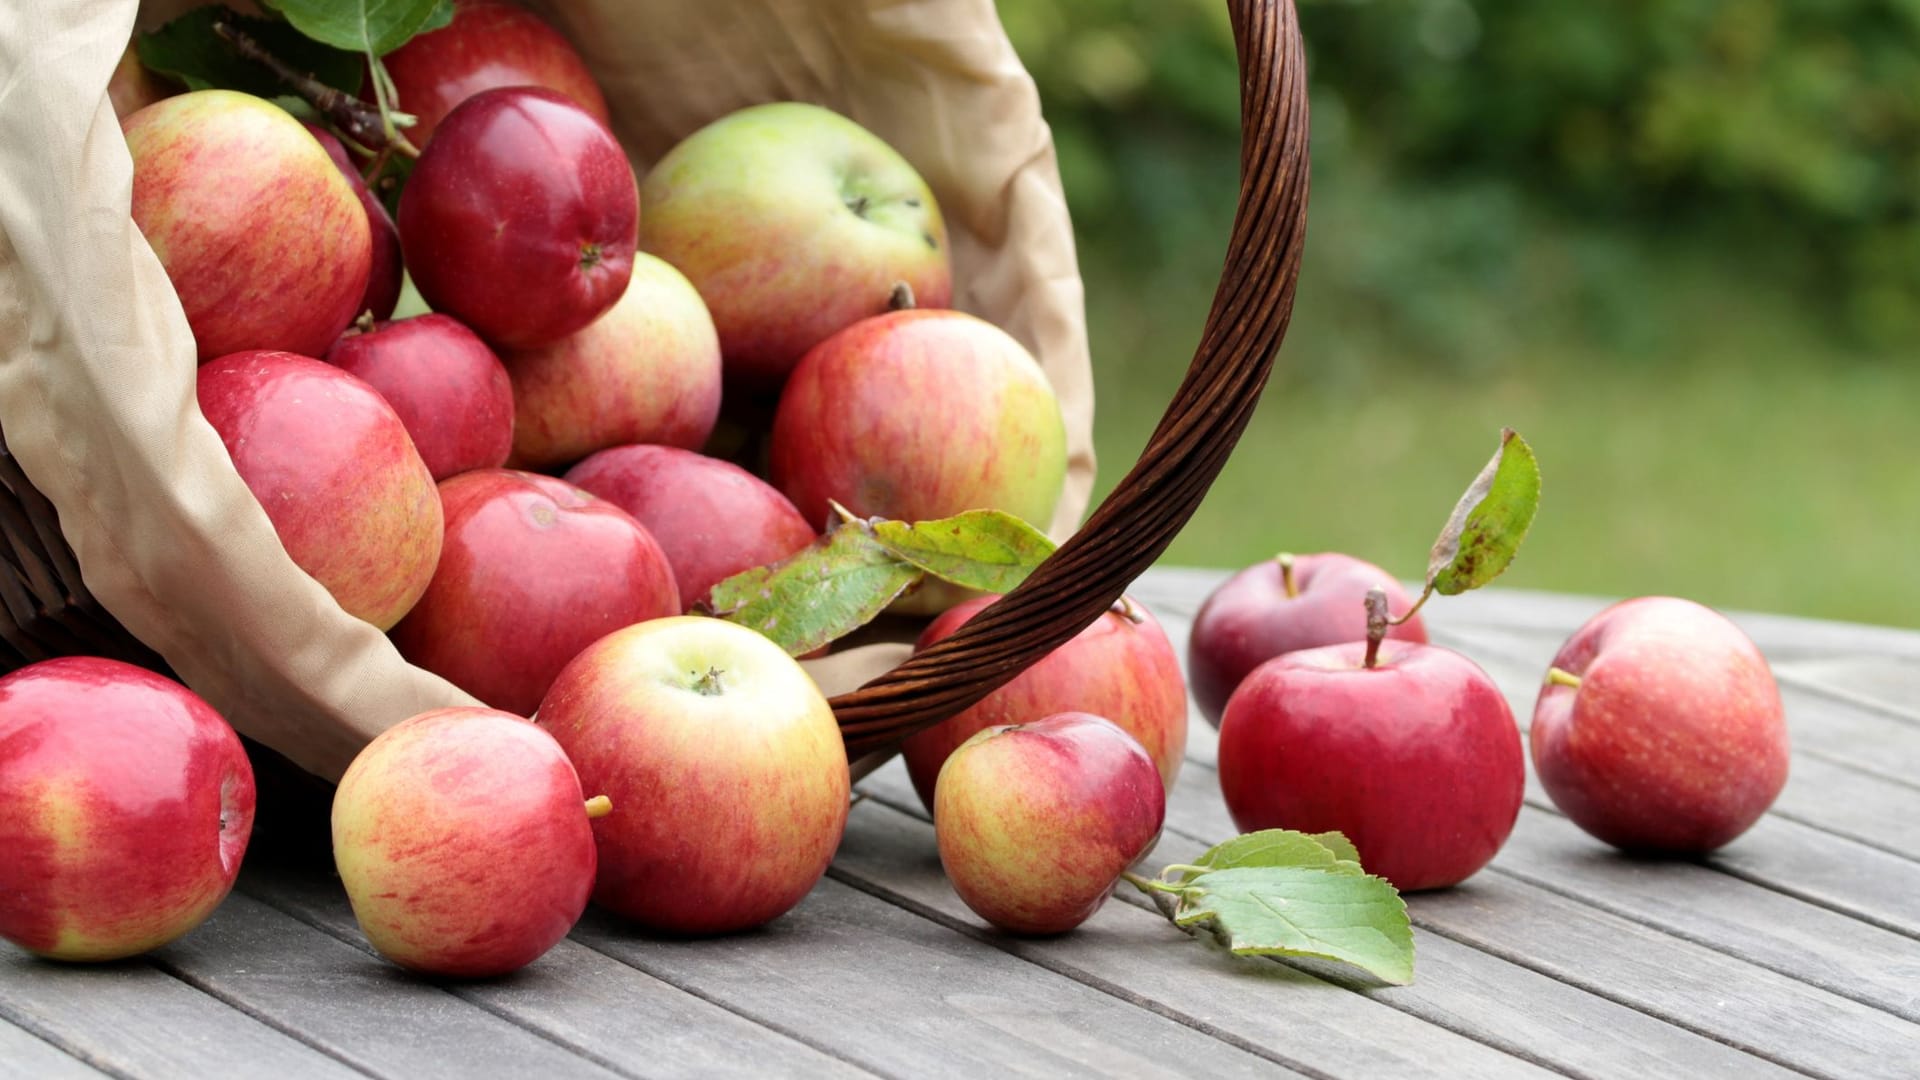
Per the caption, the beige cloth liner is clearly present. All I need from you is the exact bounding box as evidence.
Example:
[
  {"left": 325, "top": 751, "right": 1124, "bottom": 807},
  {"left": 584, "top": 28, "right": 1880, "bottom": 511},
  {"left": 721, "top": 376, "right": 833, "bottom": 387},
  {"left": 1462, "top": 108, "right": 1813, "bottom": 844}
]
[{"left": 0, "top": 0, "right": 1093, "bottom": 781}]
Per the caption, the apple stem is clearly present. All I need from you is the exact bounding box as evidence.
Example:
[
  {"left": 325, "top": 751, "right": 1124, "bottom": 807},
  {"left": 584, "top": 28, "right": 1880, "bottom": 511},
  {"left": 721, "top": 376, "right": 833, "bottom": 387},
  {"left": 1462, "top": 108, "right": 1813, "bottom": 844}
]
[
  {"left": 691, "top": 667, "right": 726, "bottom": 696},
  {"left": 584, "top": 795, "right": 613, "bottom": 819},
  {"left": 1388, "top": 586, "right": 1432, "bottom": 627},
  {"left": 888, "top": 281, "right": 917, "bottom": 311},
  {"left": 1276, "top": 552, "right": 1299, "bottom": 599},
  {"left": 1363, "top": 587, "right": 1389, "bottom": 669},
  {"left": 212, "top": 21, "right": 417, "bottom": 158},
  {"left": 1546, "top": 667, "right": 1583, "bottom": 691},
  {"left": 1109, "top": 595, "right": 1145, "bottom": 624}
]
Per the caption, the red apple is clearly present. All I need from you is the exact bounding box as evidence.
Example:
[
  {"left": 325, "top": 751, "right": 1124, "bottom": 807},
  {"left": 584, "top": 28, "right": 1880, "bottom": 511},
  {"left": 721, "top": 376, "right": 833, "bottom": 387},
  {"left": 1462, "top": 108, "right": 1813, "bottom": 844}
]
[
  {"left": 502, "top": 254, "right": 721, "bottom": 469},
  {"left": 904, "top": 595, "right": 1187, "bottom": 812},
  {"left": 0, "top": 658, "right": 255, "bottom": 962},
  {"left": 382, "top": 0, "right": 610, "bottom": 150},
  {"left": 640, "top": 102, "right": 951, "bottom": 387},
  {"left": 769, "top": 309, "right": 1067, "bottom": 532},
  {"left": 108, "top": 44, "right": 172, "bottom": 120},
  {"left": 305, "top": 122, "right": 403, "bottom": 322},
  {"left": 390, "top": 469, "right": 679, "bottom": 715},
  {"left": 935, "top": 712, "right": 1165, "bottom": 935},
  {"left": 564, "top": 445, "right": 815, "bottom": 611},
  {"left": 1188, "top": 553, "right": 1429, "bottom": 727},
  {"left": 538, "top": 616, "right": 850, "bottom": 935},
  {"left": 1218, "top": 640, "right": 1524, "bottom": 891},
  {"left": 197, "top": 350, "right": 443, "bottom": 630},
  {"left": 331, "top": 707, "right": 602, "bottom": 978},
  {"left": 398, "top": 86, "right": 637, "bottom": 350},
  {"left": 325, "top": 314, "right": 514, "bottom": 481},
  {"left": 1531, "top": 597, "right": 1790, "bottom": 854},
  {"left": 125, "top": 90, "right": 370, "bottom": 360}
]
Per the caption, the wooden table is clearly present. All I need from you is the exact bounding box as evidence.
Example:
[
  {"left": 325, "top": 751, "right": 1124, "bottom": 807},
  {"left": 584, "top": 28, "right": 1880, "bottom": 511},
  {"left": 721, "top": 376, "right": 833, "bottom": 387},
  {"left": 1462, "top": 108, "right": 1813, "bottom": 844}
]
[{"left": 4, "top": 567, "right": 1917, "bottom": 1078}]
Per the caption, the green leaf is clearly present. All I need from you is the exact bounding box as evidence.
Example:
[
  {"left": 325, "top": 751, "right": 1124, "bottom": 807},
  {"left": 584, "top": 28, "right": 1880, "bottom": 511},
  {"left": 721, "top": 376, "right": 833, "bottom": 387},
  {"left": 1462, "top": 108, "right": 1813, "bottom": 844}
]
[
  {"left": 136, "top": 7, "right": 363, "bottom": 98},
  {"left": 1172, "top": 866, "right": 1415, "bottom": 985},
  {"left": 864, "top": 508, "right": 1057, "bottom": 594},
  {"left": 1176, "top": 829, "right": 1362, "bottom": 882},
  {"left": 260, "top": 0, "right": 453, "bottom": 57},
  {"left": 1305, "top": 831, "right": 1363, "bottom": 865},
  {"left": 704, "top": 526, "right": 920, "bottom": 657},
  {"left": 1424, "top": 428, "right": 1541, "bottom": 597}
]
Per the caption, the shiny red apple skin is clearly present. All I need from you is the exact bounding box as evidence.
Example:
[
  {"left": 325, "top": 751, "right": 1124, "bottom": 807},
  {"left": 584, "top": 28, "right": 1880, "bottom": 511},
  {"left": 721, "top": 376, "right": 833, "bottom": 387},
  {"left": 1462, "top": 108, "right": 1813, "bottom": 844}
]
[
  {"left": 332, "top": 707, "right": 597, "bottom": 978},
  {"left": 935, "top": 712, "right": 1165, "bottom": 935},
  {"left": 538, "top": 617, "right": 849, "bottom": 935},
  {"left": 1219, "top": 641, "right": 1524, "bottom": 892},
  {"left": 503, "top": 254, "right": 721, "bottom": 469},
  {"left": 1531, "top": 597, "right": 1790, "bottom": 854},
  {"left": 769, "top": 309, "right": 1067, "bottom": 532},
  {"left": 1189, "top": 554, "right": 1429, "bottom": 727},
  {"left": 125, "top": 90, "right": 370, "bottom": 360},
  {"left": 0, "top": 658, "right": 255, "bottom": 962},
  {"left": 904, "top": 595, "right": 1187, "bottom": 812},
  {"left": 391, "top": 469, "right": 679, "bottom": 715},
  {"left": 325, "top": 314, "right": 514, "bottom": 481},
  {"left": 197, "top": 351, "right": 443, "bottom": 630},
  {"left": 564, "top": 445, "right": 816, "bottom": 611},
  {"left": 398, "top": 87, "right": 637, "bottom": 350},
  {"left": 305, "top": 122, "right": 403, "bottom": 322},
  {"left": 383, "top": 0, "right": 610, "bottom": 150}
]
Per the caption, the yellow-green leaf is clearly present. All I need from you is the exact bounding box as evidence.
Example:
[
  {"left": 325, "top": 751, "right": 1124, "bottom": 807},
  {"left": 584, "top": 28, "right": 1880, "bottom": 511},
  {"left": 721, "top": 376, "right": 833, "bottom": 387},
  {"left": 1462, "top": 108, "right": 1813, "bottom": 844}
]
[{"left": 1425, "top": 428, "right": 1541, "bottom": 596}]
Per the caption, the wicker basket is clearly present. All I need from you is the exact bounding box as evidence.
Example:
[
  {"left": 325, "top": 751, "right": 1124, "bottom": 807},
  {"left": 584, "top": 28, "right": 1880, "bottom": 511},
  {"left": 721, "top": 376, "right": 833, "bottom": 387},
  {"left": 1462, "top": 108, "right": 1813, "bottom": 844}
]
[{"left": 0, "top": 0, "right": 1307, "bottom": 767}]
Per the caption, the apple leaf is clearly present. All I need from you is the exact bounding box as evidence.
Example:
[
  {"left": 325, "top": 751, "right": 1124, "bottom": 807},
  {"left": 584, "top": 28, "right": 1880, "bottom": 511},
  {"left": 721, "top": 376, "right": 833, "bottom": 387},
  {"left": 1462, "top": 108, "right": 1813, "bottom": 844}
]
[
  {"left": 704, "top": 527, "right": 920, "bottom": 657},
  {"left": 136, "top": 6, "right": 364, "bottom": 98},
  {"left": 1423, "top": 428, "right": 1540, "bottom": 598},
  {"left": 1170, "top": 866, "right": 1415, "bottom": 985},
  {"left": 259, "top": 0, "right": 453, "bottom": 57},
  {"left": 863, "top": 508, "right": 1056, "bottom": 594},
  {"left": 1175, "top": 829, "right": 1365, "bottom": 882}
]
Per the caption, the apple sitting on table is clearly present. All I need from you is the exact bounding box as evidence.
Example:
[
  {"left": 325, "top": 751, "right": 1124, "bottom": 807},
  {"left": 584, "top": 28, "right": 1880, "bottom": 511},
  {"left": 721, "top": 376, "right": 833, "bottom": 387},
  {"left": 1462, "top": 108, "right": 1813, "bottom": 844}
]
[
  {"left": 640, "top": 102, "right": 952, "bottom": 387},
  {"left": 325, "top": 314, "right": 515, "bottom": 482},
  {"left": 0, "top": 658, "right": 255, "bottom": 962},
  {"left": 769, "top": 309, "right": 1067, "bottom": 533},
  {"left": 399, "top": 86, "right": 636, "bottom": 350},
  {"left": 903, "top": 595, "right": 1187, "bottom": 812},
  {"left": 382, "top": 0, "right": 610, "bottom": 149},
  {"left": 564, "top": 445, "right": 815, "bottom": 611},
  {"left": 125, "top": 89, "right": 370, "bottom": 361},
  {"left": 305, "top": 123, "right": 404, "bottom": 323},
  {"left": 332, "top": 707, "right": 604, "bottom": 978},
  {"left": 935, "top": 712, "right": 1165, "bottom": 935},
  {"left": 391, "top": 470, "right": 679, "bottom": 716},
  {"left": 1188, "top": 552, "right": 1429, "bottom": 727},
  {"left": 503, "top": 254, "right": 722, "bottom": 469},
  {"left": 197, "top": 351, "right": 443, "bottom": 630},
  {"left": 1531, "top": 596, "right": 1790, "bottom": 854},
  {"left": 537, "top": 617, "right": 850, "bottom": 935}
]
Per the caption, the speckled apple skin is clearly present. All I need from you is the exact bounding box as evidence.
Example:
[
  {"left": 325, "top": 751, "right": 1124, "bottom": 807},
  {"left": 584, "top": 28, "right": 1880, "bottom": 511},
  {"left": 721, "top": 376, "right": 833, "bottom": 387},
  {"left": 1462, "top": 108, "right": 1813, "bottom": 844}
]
[
  {"left": 0, "top": 658, "right": 255, "bottom": 962},
  {"left": 934, "top": 713, "right": 1165, "bottom": 935},
  {"left": 331, "top": 708, "right": 596, "bottom": 978},
  {"left": 326, "top": 314, "right": 516, "bottom": 482},
  {"left": 1531, "top": 597, "right": 1789, "bottom": 854}
]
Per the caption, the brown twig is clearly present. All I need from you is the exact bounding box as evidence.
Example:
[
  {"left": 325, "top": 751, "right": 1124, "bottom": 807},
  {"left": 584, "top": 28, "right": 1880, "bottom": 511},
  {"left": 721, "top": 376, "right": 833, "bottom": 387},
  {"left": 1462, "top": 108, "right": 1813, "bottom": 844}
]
[{"left": 211, "top": 19, "right": 414, "bottom": 157}]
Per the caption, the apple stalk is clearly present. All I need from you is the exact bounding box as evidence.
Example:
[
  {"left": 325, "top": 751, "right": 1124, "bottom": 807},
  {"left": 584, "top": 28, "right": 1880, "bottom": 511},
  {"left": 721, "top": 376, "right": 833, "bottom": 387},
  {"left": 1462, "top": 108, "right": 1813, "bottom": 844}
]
[{"left": 212, "top": 19, "right": 420, "bottom": 159}]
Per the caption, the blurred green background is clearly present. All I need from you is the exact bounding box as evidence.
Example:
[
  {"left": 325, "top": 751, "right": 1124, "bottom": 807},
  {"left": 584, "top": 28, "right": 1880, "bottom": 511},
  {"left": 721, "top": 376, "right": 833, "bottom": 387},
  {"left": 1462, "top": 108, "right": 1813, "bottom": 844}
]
[{"left": 1000, "top": 0, "right": 1914, "bottom": 628}]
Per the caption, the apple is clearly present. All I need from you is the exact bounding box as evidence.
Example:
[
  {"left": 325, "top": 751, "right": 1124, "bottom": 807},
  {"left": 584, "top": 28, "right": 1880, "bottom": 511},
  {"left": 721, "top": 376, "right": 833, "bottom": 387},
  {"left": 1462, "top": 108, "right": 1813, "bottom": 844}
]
[
  {"left": 325, "top": 314, "right": 515, "bottom": 481},
  {"left": 640, "top": 102, "right": 951, "bottom": 387},
  {"left": 305, "top": 122, "right": 404, "bottom": 322},
  {"left": 391, "top": 469, "right": 679, "bottom": 716},
  {"left": 0, "top": 657, "right": 255, "bottom": 962},
  {"left": 502, "top": 254, "right": 721, "bottom": 469},
  {"left": 1531, "top": 596, "right": 1790, "bottom": 854},
  {"left": 125, "top": 90, "right": 370, "bottom": 360},
  {"left": 769, "top": 309, "right": 1067, "bottom": 532},
  {"left": 108, "top": 44, "right": 172, "bottom": 120},
  {"left": 537, "top": 616, "right": 849, "bottom": 935},
  {"left": 331, "top": 707, "right": 603, "bottom": 978},
  {"left": 1218, "top": 638, "right": 1524, "bottom": 891},
  {"left": 564, "top": 445, "right": 815, "bottom": 611},
  {"left": 382, "top": 0, "right": 610, "bottom": 150},
  {"left": 398, "top": 86, "right": 637, "bottom": 350},
  {"left": 935, "top": 712, "right": 1165, "bottom": 935},
  {"left": 197, "top": 351, "right": 443, "bottom": 630},
  {"left": 903, "top": 594, "right": 1187, "bottom": 812},
  {"left": 1188, "top": 553, "right": 1429, "bottom": 727}
]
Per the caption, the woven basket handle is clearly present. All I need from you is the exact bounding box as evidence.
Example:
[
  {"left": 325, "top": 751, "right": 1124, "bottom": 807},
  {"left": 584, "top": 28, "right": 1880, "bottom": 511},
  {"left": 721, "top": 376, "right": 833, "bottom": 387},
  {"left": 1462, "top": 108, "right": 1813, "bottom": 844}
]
[{"left": 831, "top": 0, "right": 1309, "bottom": 756}]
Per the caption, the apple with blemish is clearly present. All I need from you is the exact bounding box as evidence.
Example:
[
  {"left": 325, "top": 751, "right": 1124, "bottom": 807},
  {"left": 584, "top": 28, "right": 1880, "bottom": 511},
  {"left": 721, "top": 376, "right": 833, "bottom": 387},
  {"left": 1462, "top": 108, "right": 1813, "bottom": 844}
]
[
  {"left": 0, "top": 658, "right": 255, "bottom": 962},
  {"left": 382, "top": 0, "right": 610, "bottom": 149},
  {"left": 325, "top": 314, "right": 515, "bottom": 481},
  {"left": 305, "top": 122, "right": 404, "bottom": 322}
]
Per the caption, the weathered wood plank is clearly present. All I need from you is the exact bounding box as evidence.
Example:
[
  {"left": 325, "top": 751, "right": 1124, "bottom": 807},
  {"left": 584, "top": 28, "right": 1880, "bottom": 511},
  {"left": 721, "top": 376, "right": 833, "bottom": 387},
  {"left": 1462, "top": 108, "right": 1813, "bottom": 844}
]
[
  {"left": 0, "top": 1016, "right": 109, "bottom": 1079},
  {"left": 1705, "top": 816, "right": 1920, "bottom": 940},
  {"left": 1774, "top": 655, "right": 1920, "bottom": 723},
  {"left": 241, "top": 863, "right": 877, "bottom": 1079},
  {"left": 569, "top": 874, "right": 1300, "bottom": 1079},
  {"left": 0, "top": 946, "right": 365, "bottom": 1080}
]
